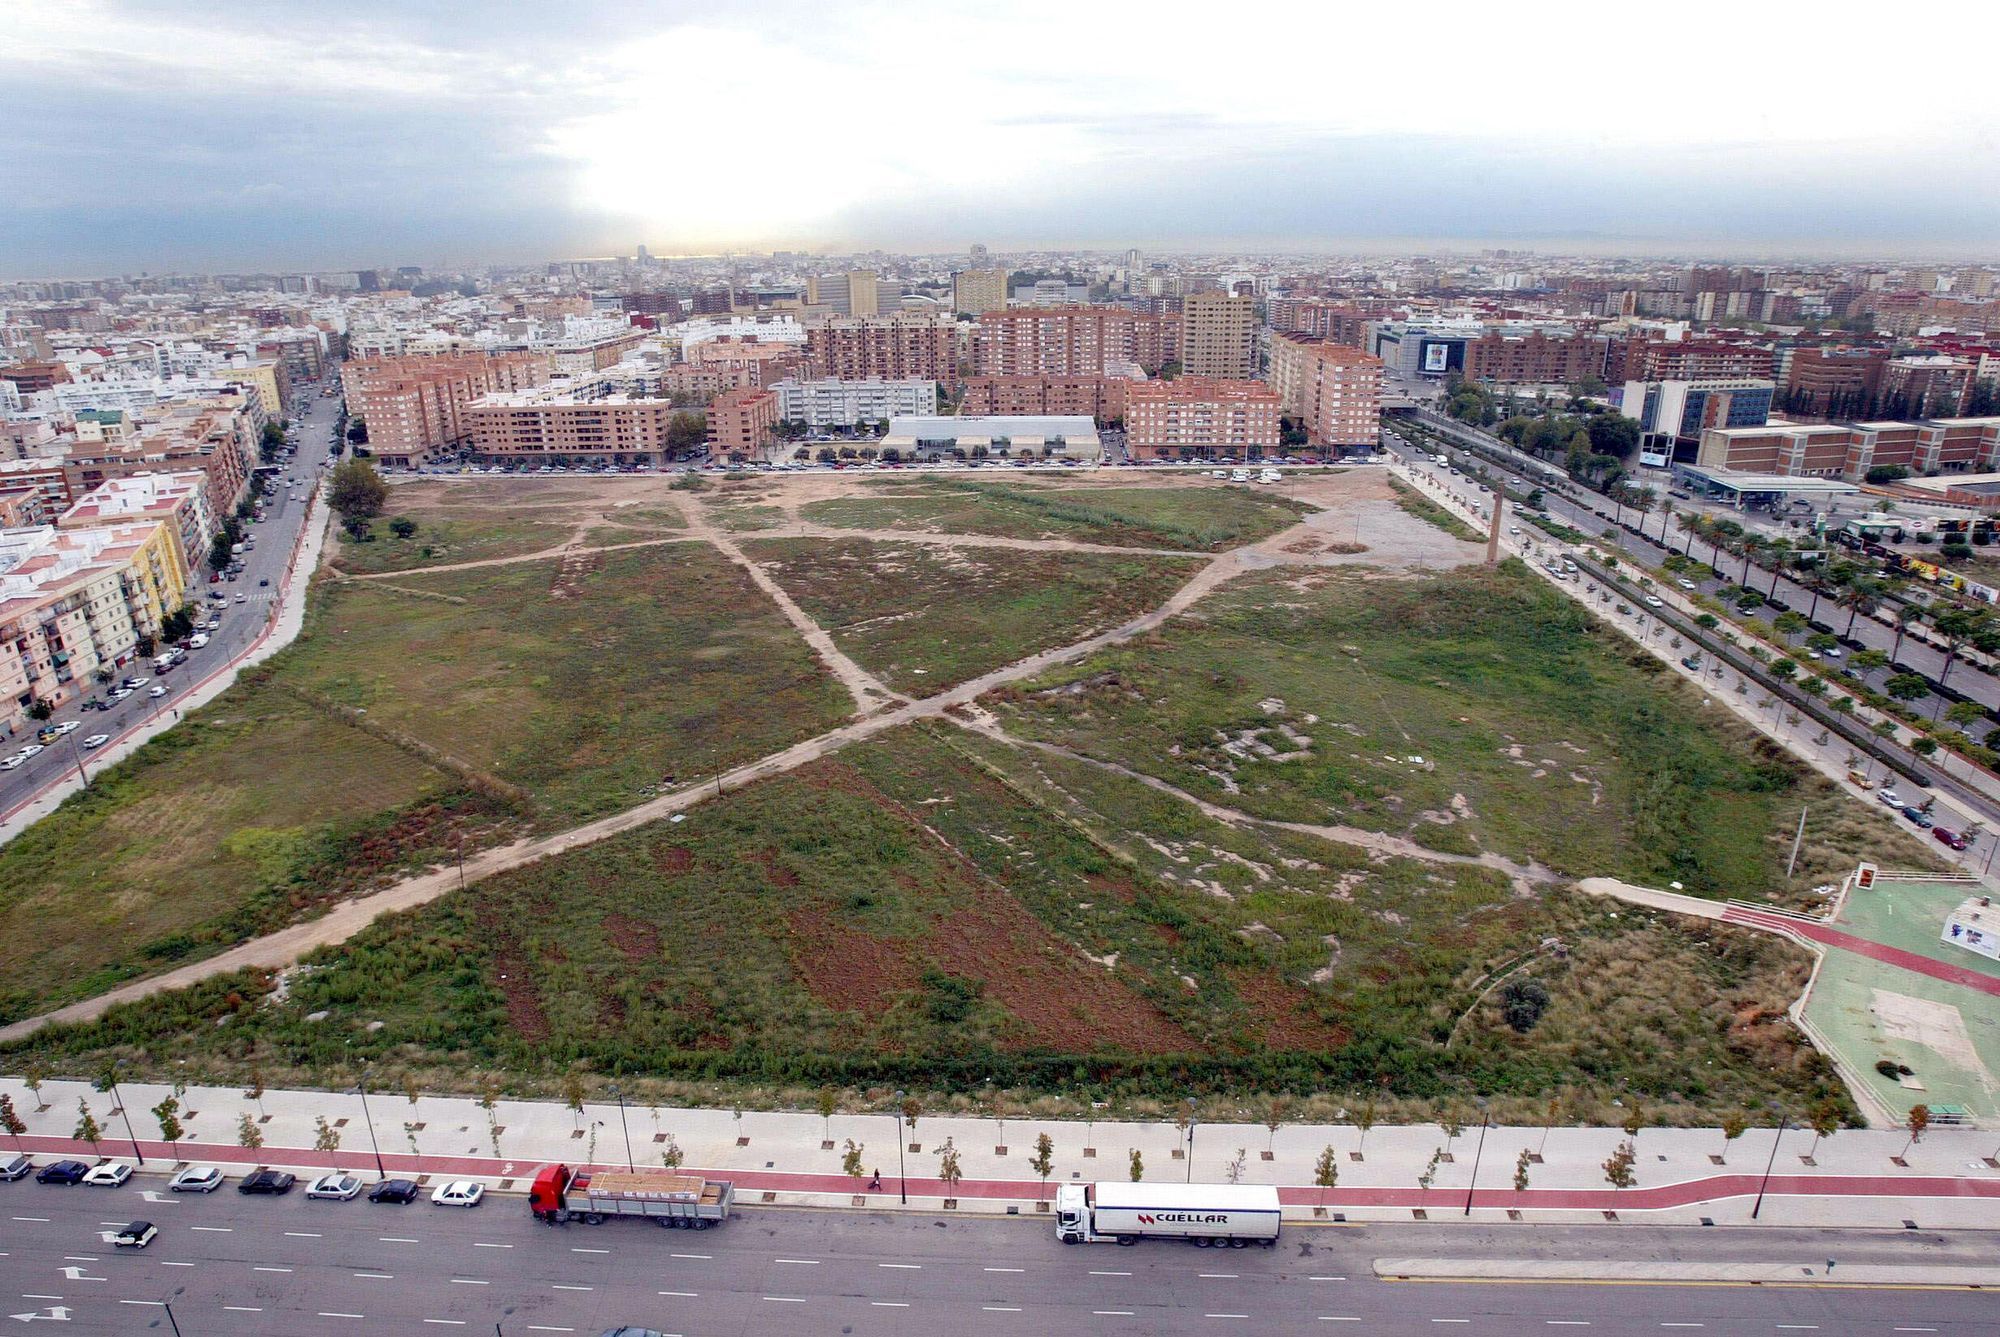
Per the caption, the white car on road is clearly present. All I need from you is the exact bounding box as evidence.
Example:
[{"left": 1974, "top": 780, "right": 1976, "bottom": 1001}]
[
  {"left": 430, "top": 1180, "right": 485, "bottom": 1208},
  {"left": 84, "top": 1162, "right": 133, "bottom": 1187},
  {"left": 82, "top": 733, "right": 111, "bottom": 749},
  {"left": 170, "top": 1166, "right": 225, "bottom": 1193},
  {"left": 307, "top": 1172, "right": 363, "bottom": 1200}
]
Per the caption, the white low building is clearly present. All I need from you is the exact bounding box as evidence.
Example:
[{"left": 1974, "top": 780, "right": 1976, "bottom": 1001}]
[
  {"left": 882, "top": 414, "right": 1100, "bottom": 462},
  {"left": 773, "top": 378, "right": 936, "bottom": 428},
  {"left": 1943, "top": 896, "right": 2000, "bottom": 962}
]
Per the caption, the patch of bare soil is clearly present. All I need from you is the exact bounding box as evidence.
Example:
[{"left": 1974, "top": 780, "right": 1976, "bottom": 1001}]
[{"left": 784, "top": 906, "right": 921, "bottom": 1015}]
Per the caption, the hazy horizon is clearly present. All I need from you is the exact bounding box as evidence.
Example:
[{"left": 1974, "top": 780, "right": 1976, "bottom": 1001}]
[{"left": 4, "top": 0, "right": 1997, "bottom": 279}]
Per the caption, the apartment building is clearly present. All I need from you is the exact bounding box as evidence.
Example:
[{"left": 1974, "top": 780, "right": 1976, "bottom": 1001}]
[
  {"left": 1619, "top": 339, "right": 1776, "bottom": 382},
  {"left": 345, "top": 352, "right": 554, "bottom": 467},
  {"left": 772, "top": 378, "right": 936, "bottom": 429},
  {"left": 952, "top": 267, "right": 1009, "bottom": 316},
  {"left": 59, "top": 397, "right": 261, "bottom": 525},
  {"left": 1180, "top": 292, "right": 1257, "bottom": 378},
  {"left": 806, "top": 271, "right": 882, "bottom": 318},
  {"left": 1882, "top": 356, "right": 1976, "bottom": 417},
  {"left": 1267, "top": 334, "right": 1384, "bottom": 449},
  {"left": 1266, "top": 299, "right": 1379, "bottom": 347},
  {"left": 972, "top": 308, "right": 1181, "bottom": 377},
  {"left": 959, "top": 375, "right": 1131, "bottom": 422},
  {"left": 1125, "top": 378, "right": 1280, "bottom": 461},
  {"left": 1783, "top": 346, "right": 1888, "bottom": 418},
  {"left": 708, "top": 387, "right": 779, "bottom": 460},
  {"left": 0, "top": 520, "right": 189, "bottom": 729},
  {"left": 57, "top": 471, "right": 212, "bottom": 578},
  {"left": 463, "top": 392, "right": 681, "bottom": 466},
  {"left": 1460, "top": 330, "right": 1608, "bottom": 385},
  {"left": 804, "top": 314, "right": 960, "bottom": 388},
  {"left": 550, "top": 330, "right": 646, "bottom": 377}
]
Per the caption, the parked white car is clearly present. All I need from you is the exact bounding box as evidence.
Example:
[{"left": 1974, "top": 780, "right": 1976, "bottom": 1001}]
[
  {"left": 430, "top": 1180, "right": 484, "bottom": 1208},
  {"left": 306, "top": 1172, "right": 363, "bottom": 1200},
  {"left": 170, "top": 1165, "right": 225, "bottom": 1193},
  {"left": 83, "top": 1162, "right": 133, "bottom": 1187}
]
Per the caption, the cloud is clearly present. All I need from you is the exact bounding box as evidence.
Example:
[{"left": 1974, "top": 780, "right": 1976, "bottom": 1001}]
[{"left": 2, "top": 0, "right": 1996, "bottom": 274}]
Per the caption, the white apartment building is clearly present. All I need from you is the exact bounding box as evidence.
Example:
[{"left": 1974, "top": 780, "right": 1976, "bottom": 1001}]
[
  {"left": 676, "top": 316, "right": 808, "bottom": 356},
  {"left": 773, "top": 378, "right": 937, "bottom": 428}
]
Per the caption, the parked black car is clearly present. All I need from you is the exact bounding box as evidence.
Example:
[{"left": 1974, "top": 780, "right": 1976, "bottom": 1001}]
[
  {"left": 35, "top": 1160, "right": 89, "bottom": 1184},
  {"left": 237, "top": 1169, "right": 296, "bottom": 1195},
  {"left": 368, "top": 1178, "right": 419, "bottom": 1204}
]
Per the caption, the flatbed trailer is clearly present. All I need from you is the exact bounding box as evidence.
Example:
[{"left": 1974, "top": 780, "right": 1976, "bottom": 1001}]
[{"left": 528, "top": 1164, "right": 733, "bottom": 1230}]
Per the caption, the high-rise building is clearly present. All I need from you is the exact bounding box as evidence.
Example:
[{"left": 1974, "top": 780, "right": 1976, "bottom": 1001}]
[
  {"left": 807, "top": 270, "right": 881, "bottom": 318},
  {"left": 708, "top": 387, "right": 779, "bottom": 460},
  {"left": 1125, "top": 378, "right": 1281, "bottom": 461},
  {"left": 953, "top": 267, "right": 1009, "bottom": 316},
  {"left": 973, "top": 307, "right": 1181, "bottom": 377},
  {"left": 1180, "top": 291, "right": 1256, "bottom": 378},
  {"left": 345, "top": 352, "right": 554, "bottom": 468},
  {"left": 970, "top": 243, "right": 990, "bottom": 265},
  {"left": 1266, "top": 334, "right": 1384, "bottom": 450},
  {"left": 804, "top": 313, "right": 961, "bottom": 387}
]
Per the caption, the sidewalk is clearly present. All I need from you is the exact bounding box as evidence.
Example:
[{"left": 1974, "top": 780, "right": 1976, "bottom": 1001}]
[{"left": 5, "top": 1076, "right": 1995, "bottom": 1230}]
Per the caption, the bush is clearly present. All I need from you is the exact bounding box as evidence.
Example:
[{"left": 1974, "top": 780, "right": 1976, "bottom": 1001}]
[
  {"left": 1499, "top": 979, "right": 1550, "bottom": 1033},
  {"left": 1875, "top": 1059, "right": 1900, "bottom": 1078},
  {"left": 1943, "top": 542, "right": 1974, "bottom": 561}
]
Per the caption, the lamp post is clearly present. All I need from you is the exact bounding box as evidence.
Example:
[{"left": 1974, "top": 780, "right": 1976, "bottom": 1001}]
[
  {"left": 1462, "top": 1099, "right": 1490, "bottom": 1217},
  {"left": 355, "top": 1074, "right": 387, "bottom": 1181},
  {"left": 494, "top": 1304, "right": 515, "bottom": 1337},
  {"left": 893, "top": 1089, "right": 908, "bottom": 1206},
  {"left": 1751, "top": 1106, "right": 1789, "bottom": 1220},
  {"left": 145, "top": 1286, "right": 185, "bottom": 1337},
  {"left": 611, "top": 1084, "right": 634, "bottom": 1172},
  {"left": 1185, "top": 1096, "right": 1197, "bottom": 1184},
  {"left": 110, "top": 1060, "right": 146, "bottom": 1165}
]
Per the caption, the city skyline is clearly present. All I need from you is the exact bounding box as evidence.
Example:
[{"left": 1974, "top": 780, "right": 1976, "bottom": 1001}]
[{"left": 5, "top": 0, "right": 1999, "bottom": 278}]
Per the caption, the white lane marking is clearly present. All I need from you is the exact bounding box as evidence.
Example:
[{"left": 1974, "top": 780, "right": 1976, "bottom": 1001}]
[
  {"left": 1319, "top": 1320, "right": 1362, "bottom": 1325},
  {"left": 119, "top": 1300, "right": 163, "bottom": 1307},
  {"left": 1548, "top": 1325, "right": 1591, "bottom": 1329},
  {"left": 764, "top": 1297, "right": 806, "bottom": 1303},
  {"left": 252, "top": 1266, "right": 292, "bottom": 1274},
  {"left": 658, "top": 1292, "right": 698, "bottom": 1299},
  {"left": 1090, "top": 1270, "right": 1132, "bottom": 1277},
  {"left": 20, "top": 1296, "right": 63, "bottom": 1302},
  {"left": 448, "top": 1278, "right": 489, "bottom": 1285},
  {"left": 1432, "top": 1323, "right": 1471, "bottom": 1326},
  {"left": 872, "top": 1302, "right": 911, "bottom": 1308},
  {"left": 1093, "top": 1311, "right": 1136, "bottom": 1317},
  {"left": 1198, "top": 1273, "right": 1238, "bottom": 1279},
  {"left": 1309, "top": 1276, "right": 1347, "bottom": 1282},
  {"left": 191, "top": 1226, "right": 232, "bottom": 1233},
  {"left": 551, "top": 1285, "right": 592, "bottom": 1292},
  {"left": 984, "top": 1307, "right": 1023, "bottom": 1312},
  {"left": 11, "top": 1218, "right": 49, "bottom": 1224},
  {"left": 159, "top": 1262, "right": 195, "bottom": 1268},
  {"left": 526, "top": 1328, "right": 575, "bottom": 1333},
  {"left": 1206, "top": 1315, "right": 1249, "bottom": 1320},
  {"left": 284, "top": 1232, "right": 322, "bottom": 1238},
  {"left": 669, "top": 1253, "right": 709, "bottom": 1260},
  {"left": 473, "top": 1242, "right": 513, "bottom": 1248},
  {"left": 879, "top": 1262, "right": 921, "bottom": 1269},
  {"left": 1775, "top": 1330, "right": 1819, "bottom": 1333},
  {"left": 569, "top": 1247, "right": 610, "bottom": 1255},
  {"left": 1894, "top": 1330, "right": 1941, "bottom": 1334},
  {"left": 223, "top": 1306, "right": 262, "bottom": 1313},
  {"left": 424, "top": 1322, "right": 468, "bottom": 1327},
  {"left": 319, "top": 1314, "right": 365, "bottom": 1320},
  {"left": 1660, "top": 1327, "right": 1704, "bottom": 1330},
  {"left": 380, "top": 1236, "right": 419, "bottom": 1243},
  {"left": 354, "top": 1273, "right": 393, "bottom": 1280},
  {"left": 774, "top": 1258, "right": 819, "bottom": 1265},
  {"left": 985, "top": 1267, "right": 1025, "bottom": 1274}
]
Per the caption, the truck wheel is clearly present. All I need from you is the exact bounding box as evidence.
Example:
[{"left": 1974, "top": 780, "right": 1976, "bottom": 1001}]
[
  {"left": 583, "top": 1213, "right": 604, "bottom": 1225},
  {"left": 1115, "top": 1236, "right": 1138, "bottom": 1247},
  {"left": 693, "top": 1219, "right": 712, "bottom": 1230},
  {"left": 1229, "top": 1238, "right": 1248, "bottom": 1249},
  {"left": 1192, "top": 1237, "right": 1211, "bottom": 1248},
  {"left": 1061, "top": 1235, "right": 1078, "bottom": 1245}
]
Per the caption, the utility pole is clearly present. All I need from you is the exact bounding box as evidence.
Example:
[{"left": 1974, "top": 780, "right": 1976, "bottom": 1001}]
[
  {"left": 1785, "top": 806, "right": 1808, "bottom": 879},
  {"left": 1484, "top": 489, "right": 1505, "bottom": 566}
]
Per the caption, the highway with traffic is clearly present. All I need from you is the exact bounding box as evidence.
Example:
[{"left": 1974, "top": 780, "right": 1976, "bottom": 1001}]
[
  {"left": 0, "top": 370, "right": 343, "bottom": 821},
  {"left": 2, "top": 1174, "right": 1994, "bottom": 1334}
]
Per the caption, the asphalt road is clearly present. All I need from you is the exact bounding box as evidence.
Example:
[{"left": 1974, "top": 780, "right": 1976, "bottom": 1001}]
[
  {"left": 2, "top": 1176, "right": 1993, "bottom": 1334},
  {"left": 0, "top": 371, "right": 342, "bottom": 818}
]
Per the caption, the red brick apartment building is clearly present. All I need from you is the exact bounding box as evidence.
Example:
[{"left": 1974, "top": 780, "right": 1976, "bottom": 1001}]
[
  {"left": 959, "top": 376, "right": 1131, "bottom": 422},
  {"left": 345, "top": 352, "right": 553, "bottom": 466},
  {"left": 972, "top": 308, "right": 1182, "bottom": 376},
  {"left": 1266, "top": 334, "right": 1384, "bottom": 449},
  {"left": 1125, "top": 378, "right": 1280, "bottom": 460},
  {"left": 708, "top": 387, "right": 779, "bottom": 461}
]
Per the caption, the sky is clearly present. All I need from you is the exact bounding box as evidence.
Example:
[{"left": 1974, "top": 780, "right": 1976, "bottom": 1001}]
[{"left": 3, "top": 0, "right": 1998, "bottom": 277}]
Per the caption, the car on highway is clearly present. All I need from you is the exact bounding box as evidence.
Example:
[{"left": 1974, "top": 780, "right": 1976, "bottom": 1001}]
[
  {"left": 49, "top": 720, "right": 79, "bottom": 736},
  {"left": 82, "top": 733, "right": 110, "bottom": 749},
  {"left": 1877, "top": 788, "right": 1905, "bottom": 808},
  {"left": 35, "top": 1160, "right": 89, "bottom": 1184},
  {"left": 1676, "top": 578, "right": 1697, "bottom": 591},
  {"left": 0, "top": 756, "right": 24, "bottom": 771},
  {"left": 111, "top": 1220, "right": 158, "bottom": 1249},
  {"left": 307, "top": 1173, "right": 363, "bottom": 1200},
  {"left": 237, "top": 1169, "right": 296, "bottom": 1195},
  {"left": 18, "top": 744, "right": 42, "bottom": 758},
  {"left": 1902, "top": 806, "right": 1935, "bottom": 829},
  {"left": 148, "top": 685, "right": 168, "bottom": 698},
  {"left": 234, "top": 593, "right": 248, "bottom": 604},
  {"left": 170, "top": 1166, "right": 225, "bottom": 1193},
  {"left": 84, "top": 1162, "right": 134, "bottom": 1187},
  {"left": 369, "top": 1178, "right": 420, "bottom": 1204},
  {"left": 431, "top": 1180, "right": 484, "bottom": 1208},
  {"left": 1642, "top": 595, "right": 1664, "bottom": 608},
  {"left": 1934, "top": 826, "right": 1969, "bottom": 851}
]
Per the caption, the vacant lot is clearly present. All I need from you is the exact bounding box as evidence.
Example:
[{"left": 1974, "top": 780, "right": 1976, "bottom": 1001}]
[
  {"left": 0, "top": 676, "right": 483, "bottom": 1023},
  {"left": 987, "top": 563, "right": 1937, "bottom": 901},
  {"left": 1387, "top": 476, "right": 1484, "bottom": 543},
  {"left": 745, "top": 538, "right": 1202, "bottom": 693},
  {"left": 3, "top": 724, "right": 1844, "bottom": 1123},
  {"left": 288, "top": 543, "right": 851, "bottom": 822},
  {"left": 331, "top": 506, "right": 571, "bottom": 576},
  {"left": 800, "top": 479, "right": 1313, "bottom": 551}
]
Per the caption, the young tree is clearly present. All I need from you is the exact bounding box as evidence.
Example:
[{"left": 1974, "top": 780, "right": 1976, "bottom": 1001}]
[
  {"left": 1418, "top": 1148, "right": 1443, "bottom": 1192},
  {"left": 1313, "top": 1144, "right": 1339, "bottom": 1211},
  {"left": 314, "top": 1114, "right": 341, "bottom": 1170},
  {"left": 1620, "top": 1104, "right": 1646, "bottom": 1152},
  {"left": 900, "top": 1095, "right": 921, "bottom": 1149},
  {"left": 842, "top": 1138, "right": 865, "bottom": 1180},
  {"left": 23, "top": 1059, "right": 49, "bottom": 1112},
  {"left": 75, "top": 1099, "right": 103, "bottom": 1154},
  {"left": 816, "top": 1088, "right": 838, "bottom": 1144},
  {"left": 937, "top": 1137, "right": 963, "bottom": 1198},
  {"left": 1264, "top": 1095, "right": 1291, "bottom": 1157},
  {"left": 236, "top": 1112, "right": 263, "bottom": 1156},
  {"left": 1720, "top": 1109, "right": 1748, "bottom": 1162},
  {"left": 1513, "top": 1148, "right": 1532, "bottom": 1192},
  {"left": 1354, "top": 1097, "right": 1376, "bottom": 1160},
  {"left": 401, "top": 1073, "right": 422, "bottom": 1108},
  {"left": 0, "top": 1093, "right": 26, "bottom": 1150},
  {"left": 562, "top": 1071, "right": 587, "bottom": 1130},
  {"left": 1807, "top": 1098, "right": 1843, "bottom": 1159},
  {"left": 153, "top": 1096, "right": 184, "bottom": 1158},
  {"left": 477, "top": 1072, "right": 502, "bottom": 1155},
  {"left": 1128, "top": 1148, "right": 1144, "bottom": 1182},
  {"left": 1603, "top": 1140, "right": 1637, "bottom": 1190},
  {"left": 406, "top": 1121, "right": 422, "bottom": 1157},
  {"left": 245, "top": 1068, "right": 267, "bottom": 1120},
  {"left": 1225, "top": 1147, "right": 1248, "bottom": 1185},
  {"left": 660, "top": 1134, "right": 683, "bottom": 1170},
  {"left": 1902, "top": 1104, "right": 1930, "bottom": 1158},
  {"left": 1031, "top": 1132, "right": 1055, "bottom": 1198}
]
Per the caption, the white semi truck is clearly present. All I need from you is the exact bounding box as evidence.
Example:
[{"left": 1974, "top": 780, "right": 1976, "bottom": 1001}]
[{"left": 1055, "top": 1181, "right": 1281, "bottom": 1248}]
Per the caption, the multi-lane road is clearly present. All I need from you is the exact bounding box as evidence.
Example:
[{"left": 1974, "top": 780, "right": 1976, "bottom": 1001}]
[
  {"left": 2, "top": 1176, "right": 1994, "bottom": 1334},
  {"left": 0, "top": 372, "right": 342, "bottom": 821}
]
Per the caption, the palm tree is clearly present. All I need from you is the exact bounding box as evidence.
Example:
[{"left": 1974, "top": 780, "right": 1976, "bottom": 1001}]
[
  {"left": 1892, "top": 603, "right": 1924, "bottom": 660},
  {"left": 1840, "top": 575, "right": 1883, "bottom": 638},
  {"left": 1765, "top": 539, "right": 1793, "bottom": 596},
  {"left": 1739, "top": 534, "right": 1766, "bottom": 586}
]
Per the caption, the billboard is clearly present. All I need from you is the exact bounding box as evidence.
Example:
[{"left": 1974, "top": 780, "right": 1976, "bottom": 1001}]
[{"left": 1421, "top": 341, "right": 1453, "bottom": 374}]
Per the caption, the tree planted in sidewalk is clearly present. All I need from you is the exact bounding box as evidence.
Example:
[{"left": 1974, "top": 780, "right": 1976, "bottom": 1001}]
[
  {"left": 816, "top": 1088, "right": 838, "bottom": 1143},
  {"left": 1902, "top": 1104, "right": 1930, "bottom": 1159},
  {"left": 23, "top": 1059, "right": 49, "bottom": 1112},
  {"left": 401, "top": 1073, "right": 422, "bottom": 1108},
  {"left": 477, "top": 1072, "right": 502, "bottom": 1157},
  {"left": 1418, "top": 1148, "right": 1442, "bottom": 1192},
  {"left": 937, "top": 1137, "right": 963, "bottom": 1198},
  {"left": 1313, "top": 1145, "right": 1339, "bottom": 1211},
  {"left": 1719, "top": 1109, "right": 1747, "bottom": 1162},
  {"left": 1539, "top": 1096, "right": 1563, "bottom": 1154},
  {"left": 1264, "top": 1095, "right": 1291, "bottom": 1156},
  {"left": 1354, "top": 1098, "right": 1376, "bottom": 1160},
  {"left": 1031, "top": 1132, "right": 1055, "bottom": 1198},
  {"left": 841, "top": 1138, "right": 865, "bottom": 1180},
  {"left": 660, "top": 1134, "right": 683, "bottom": 1170},
  {"left": 152, "top": 1096, "right": 184, "bottom": 1158},
  {"left": 314, "top": 1115, "right": 341, "bottom": 1170},
  {"left": 0, "top": 1093, "right": 26, "bottom": 1150},
  {"left": 1513, "top": 1149, "right": 1532, "bottom": 1192},
  {"left": 244, "top": 1067, "right": 266, "bottom": 1120},
  {"left": 561, "top": 1071, "right": 587, "bottom": 1130},
  {"left": 1225, "top": 1148, "right": 1248, "bottom": 1185},
  {"left": 75, "top": 1099, "right": 103, "bottom": 1154},
  {"left": 899, "top": 1095, "right": 921, "bottom": 1149},
  {"left": 1806, "top": 1098, "right": 1842, "bottom": 1159},
  {"left": 1620, "top": 1103, "right": 1646, "bottom": 1151},
  {"left": 236, "top": 1113, "right": 262, "bottom": 1156},
  {"left": 1602, "top": 1140, "right": 1637, "bottom": 1190},
  {"left": 1128, "top": 1148, "right": 1144, "bottom": 1182}
]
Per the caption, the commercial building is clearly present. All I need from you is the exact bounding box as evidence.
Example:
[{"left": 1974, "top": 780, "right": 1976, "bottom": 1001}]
[
  {"left": 0, "top": 520, "right": 190, "bottom": 730},
  {"left": 1125, "top": 378, "right": 1281, "bottom": 461},
  {"left": 1180, "top": 292, "right": 1257, "bottom": 378},
  {"left": 1782, "top": 346, "right": 1888, "bottom": 418},
  {"left": 952, "top": 267, "right": 1009, "bottom": 316},
  {"left": 959, "top": 375, "right": 1131, "bottom": 422},
  {"left": 463, "top": 392, "right": 682, "bottom": 466},
  {"left": 708, "top": 387, "right": 779, "bottom": 461},
  {"left": 345, "top": 352, "right": 554, "bottom": 467},
  {"left": 1696, "top": 416, "right": 2000, "bottom": 480},
  {"left": 804, "top": 314, "right": 960, "bottom": 387},
  {"left": 1267, "top": 334, "right": 1384, "bottom": 449},
  {"left": 772, "top": 378, "right": 936, "bottom": 429},
  {"left": 880, "top": 415, "right": 1101, "bottom": 462},
  {"left": 1620, "top": 378, "right": 1776, "bottom": 464},
  {"left": 972, "top": 308, "right": 1181, "bottom": 377},
  {"left": 806, "top": 271, "right": 882, "bottom": 318}
]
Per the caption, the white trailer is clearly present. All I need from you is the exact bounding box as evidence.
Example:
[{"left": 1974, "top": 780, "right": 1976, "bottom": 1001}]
[{"left": 1055, "top": 1181, "right": 1281, "bottom": 1247}]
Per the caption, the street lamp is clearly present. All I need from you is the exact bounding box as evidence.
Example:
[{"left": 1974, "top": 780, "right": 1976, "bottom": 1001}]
[
  {"left": 110, "top": 1059, "right": 145, "bottom": 1165},
  {"left": 354, "top": 1072, "right": 387, "bottom": 1181},
  {"left": 145, "top": 1286, "right": 185, "bottom": 1337},
  {"left": 1185, "top": 1096, "right": 1198, "bottom": 1183},
  {"left": 1751, "top": 1103, "right": 1789, "bottom": 1220},
  {"left": 893, "top": 1089, "right": 908, "bottom": 1206},
  {"left": 494, "top": 1304, "right": 516, "bottom": 1337},
  {"left": 1462, "top": 1098, "right": 1490, "bottom": 1217},
  {"left": 611, "top": 1084, "right": 634, "bottom": 1172}
]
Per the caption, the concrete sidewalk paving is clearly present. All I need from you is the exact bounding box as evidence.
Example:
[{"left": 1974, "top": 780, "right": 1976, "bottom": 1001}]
[
  {"left": 6, "top": 1076, "right": 1995, "bottom": 1231},
  {"left": 1373, "top": 1257, "right": 2000, "bottom": 1286}
]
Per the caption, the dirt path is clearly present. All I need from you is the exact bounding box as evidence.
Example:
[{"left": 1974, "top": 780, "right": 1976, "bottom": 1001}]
[{"left": 342, "top": 534, "right": 688, "bottom": 580}]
